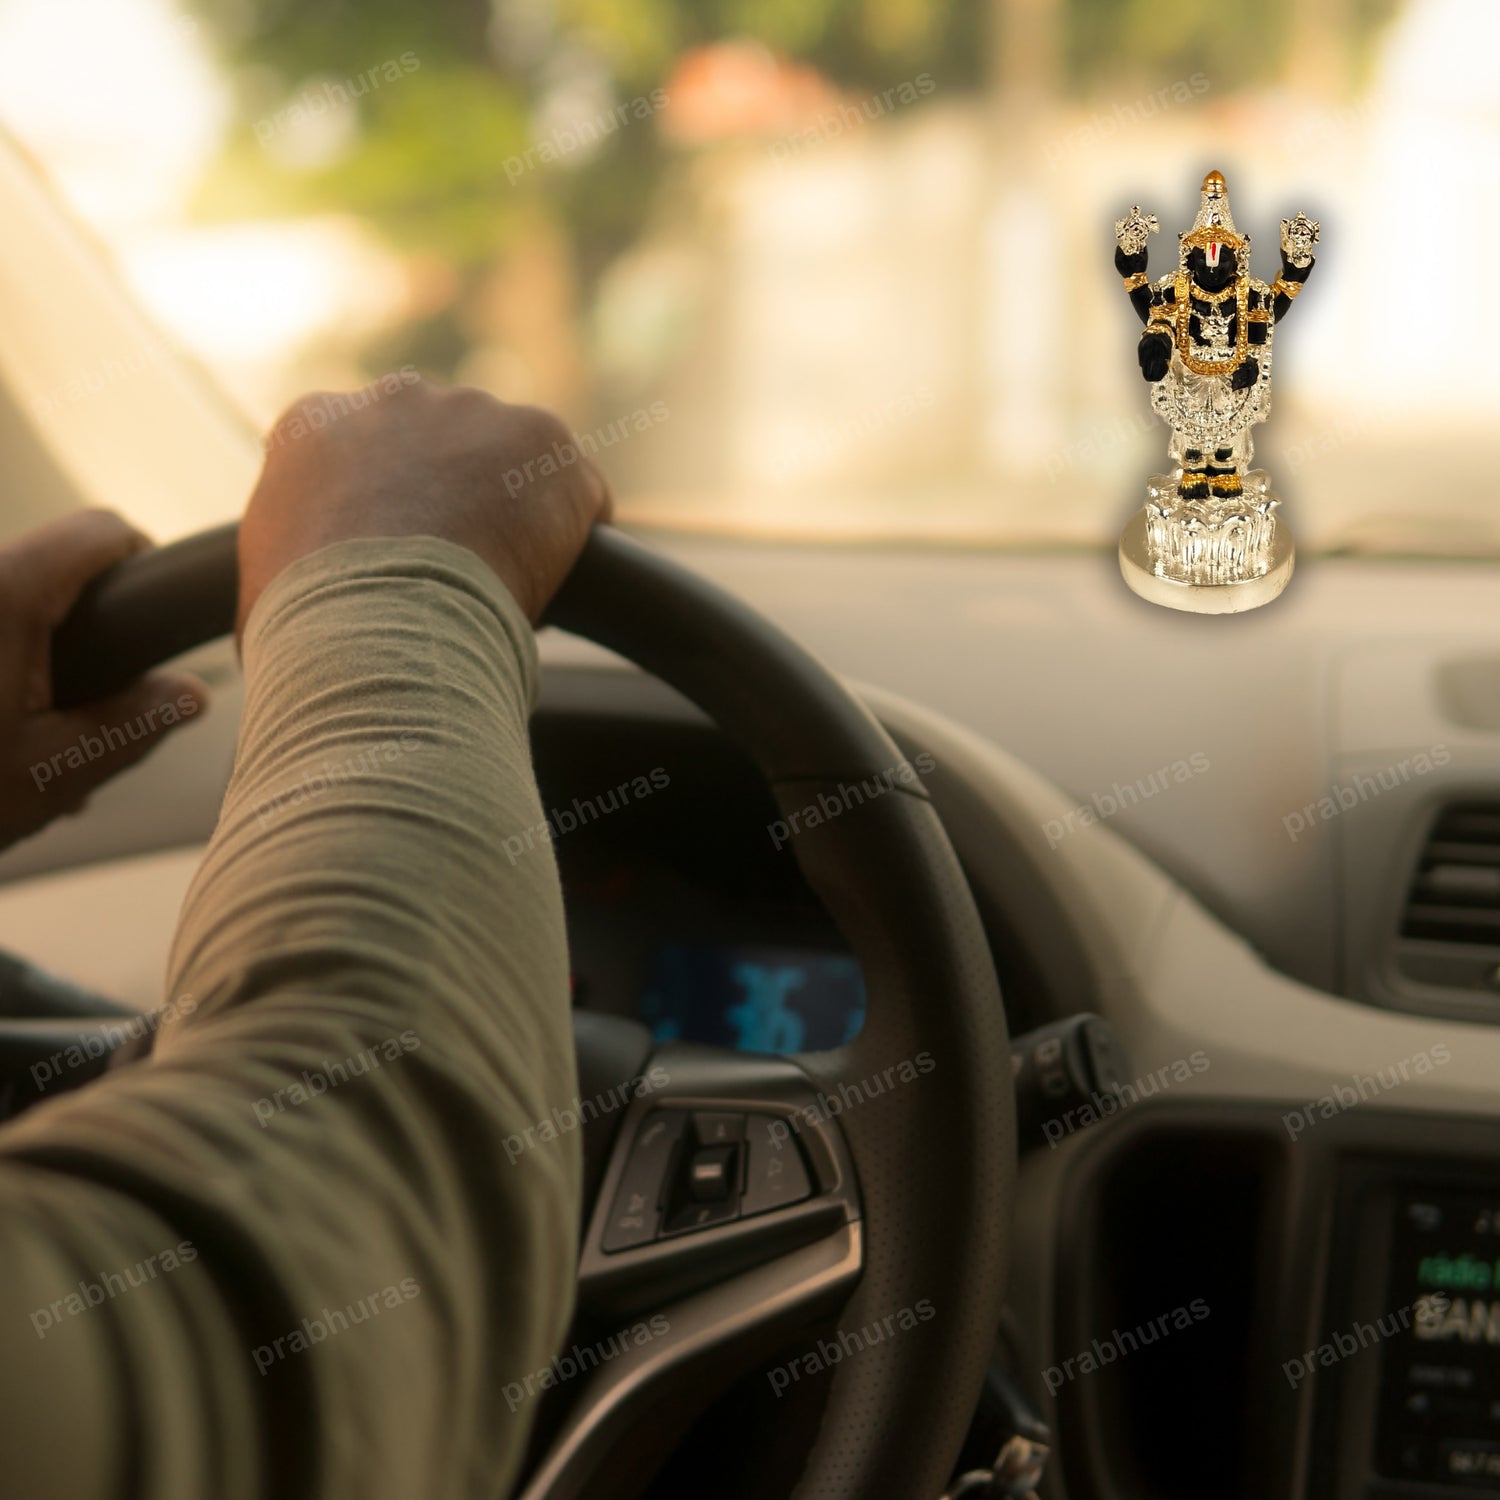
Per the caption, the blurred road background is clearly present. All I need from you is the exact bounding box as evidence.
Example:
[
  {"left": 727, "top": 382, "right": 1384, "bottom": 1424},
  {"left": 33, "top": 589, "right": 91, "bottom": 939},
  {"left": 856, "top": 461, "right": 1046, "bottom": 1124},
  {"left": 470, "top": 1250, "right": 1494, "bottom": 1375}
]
[{"left": 0, "top": 0, "right": 1494, "bottom": 552}]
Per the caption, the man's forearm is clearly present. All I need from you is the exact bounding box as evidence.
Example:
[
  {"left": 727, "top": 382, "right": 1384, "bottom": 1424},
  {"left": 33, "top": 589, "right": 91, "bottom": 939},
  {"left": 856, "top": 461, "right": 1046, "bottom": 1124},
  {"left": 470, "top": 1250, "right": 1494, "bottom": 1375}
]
[{"left": 0, "top": 537, "right": 580, "bottom": 1499}]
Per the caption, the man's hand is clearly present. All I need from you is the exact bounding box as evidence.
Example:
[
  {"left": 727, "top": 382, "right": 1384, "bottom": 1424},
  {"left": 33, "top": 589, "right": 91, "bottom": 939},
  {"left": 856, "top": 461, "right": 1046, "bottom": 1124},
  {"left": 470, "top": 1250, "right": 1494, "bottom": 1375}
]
[
  {"left": 238, "top": 378, "right": 613, "bottom": 636},
  {"left": 0, "top": 510, "right": 209, "bottom": 851}
]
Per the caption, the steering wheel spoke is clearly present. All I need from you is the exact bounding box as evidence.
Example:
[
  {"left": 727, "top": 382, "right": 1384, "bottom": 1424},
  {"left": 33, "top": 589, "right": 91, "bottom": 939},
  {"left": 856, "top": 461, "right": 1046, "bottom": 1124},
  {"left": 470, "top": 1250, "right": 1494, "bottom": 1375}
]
[
  {"left": 519, "top": 1046, "right": 864, "bottom": 1500},
  {"left": 578, "top": 1045, "right": 861, "bottom": 1316}
]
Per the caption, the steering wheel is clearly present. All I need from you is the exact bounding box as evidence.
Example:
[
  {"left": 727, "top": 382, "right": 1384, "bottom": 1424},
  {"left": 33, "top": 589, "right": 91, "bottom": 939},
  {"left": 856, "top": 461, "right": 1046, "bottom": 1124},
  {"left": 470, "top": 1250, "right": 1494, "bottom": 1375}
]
[{"left": 49, "top": 523, "right": 1015, "bottom": 1500}]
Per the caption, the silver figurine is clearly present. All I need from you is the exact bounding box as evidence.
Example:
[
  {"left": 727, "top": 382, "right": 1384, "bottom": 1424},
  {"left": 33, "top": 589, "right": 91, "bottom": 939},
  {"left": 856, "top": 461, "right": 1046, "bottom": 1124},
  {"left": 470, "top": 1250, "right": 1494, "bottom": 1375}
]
[{"left": 1113, "top": 171, "right": 1319, "bottom": 613}]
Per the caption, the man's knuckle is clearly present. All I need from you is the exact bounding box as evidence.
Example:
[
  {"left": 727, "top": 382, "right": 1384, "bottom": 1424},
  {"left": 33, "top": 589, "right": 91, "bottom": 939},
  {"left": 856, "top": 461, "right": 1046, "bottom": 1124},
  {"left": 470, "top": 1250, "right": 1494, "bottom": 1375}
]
[
  {"left": 272, "top": 392, "right": 332, "bottom": 430},
  {"left": 516, "top": 404, "right": 572, "bottom": 452},
  {"left": 279, "top": 392, "right": 323, "bottom": 421},
  {"left": 69, "top": 508, "right": 134, "bottom": 549}
]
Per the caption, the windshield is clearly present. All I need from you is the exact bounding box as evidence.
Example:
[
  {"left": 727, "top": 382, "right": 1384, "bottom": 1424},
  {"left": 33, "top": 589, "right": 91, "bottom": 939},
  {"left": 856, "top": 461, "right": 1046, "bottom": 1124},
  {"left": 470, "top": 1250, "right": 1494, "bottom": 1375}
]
[{"left": 0, "top": 0, "right": 1493, "bottom": 554}]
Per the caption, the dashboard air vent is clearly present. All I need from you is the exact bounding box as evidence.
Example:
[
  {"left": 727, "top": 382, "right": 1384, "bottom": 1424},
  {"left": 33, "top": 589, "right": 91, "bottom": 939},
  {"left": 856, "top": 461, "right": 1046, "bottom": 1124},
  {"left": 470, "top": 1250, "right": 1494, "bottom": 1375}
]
[{"left": 1397, "top": 804, "right": 1500, "bottom": 991}]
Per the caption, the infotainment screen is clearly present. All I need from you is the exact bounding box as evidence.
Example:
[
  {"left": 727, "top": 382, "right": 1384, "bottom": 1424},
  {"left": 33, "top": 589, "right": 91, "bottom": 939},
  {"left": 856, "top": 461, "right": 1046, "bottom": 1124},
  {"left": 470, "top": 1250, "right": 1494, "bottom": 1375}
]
[
  {"left": 638, "top": 943, "right": 866, "bottom": 1052},
  {"left": 1377, "top": 1187, "right": 1500, "bottom": 1488}
]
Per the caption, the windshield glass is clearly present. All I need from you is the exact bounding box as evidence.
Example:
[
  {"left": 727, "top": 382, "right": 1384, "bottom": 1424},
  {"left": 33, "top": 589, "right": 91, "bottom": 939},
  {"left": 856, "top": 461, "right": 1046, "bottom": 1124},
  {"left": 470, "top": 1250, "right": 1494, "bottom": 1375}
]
[{"left": 0, "top": 0, "right": 1493, "bottom": 553}]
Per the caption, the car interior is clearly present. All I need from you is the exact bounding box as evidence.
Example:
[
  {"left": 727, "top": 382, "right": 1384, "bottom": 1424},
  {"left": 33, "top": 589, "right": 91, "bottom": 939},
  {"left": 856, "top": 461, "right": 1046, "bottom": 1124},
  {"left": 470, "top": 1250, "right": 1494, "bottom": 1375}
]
[{"left": 0, "top": 2, "right": 1497, "bottom": 1496}]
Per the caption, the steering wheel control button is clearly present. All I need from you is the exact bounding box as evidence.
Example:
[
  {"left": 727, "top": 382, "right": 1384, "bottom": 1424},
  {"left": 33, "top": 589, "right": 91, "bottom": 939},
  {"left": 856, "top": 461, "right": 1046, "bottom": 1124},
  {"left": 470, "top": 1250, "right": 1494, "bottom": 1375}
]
[
  {"left": 741, "top": 1113, "right": 812, "bottom": 1217},
  {"left": 601, "top": 1110, "right": 686, "bottom": 1253},
  {"left": 687, "top": 1145, "right": 738, "bottom": 1201},
  {"left": 664, "top": 1198, "right": 739, "bottom": 1235},
  {"left": 691, "top": 1111, "right": 744, "bottom": 1146}
]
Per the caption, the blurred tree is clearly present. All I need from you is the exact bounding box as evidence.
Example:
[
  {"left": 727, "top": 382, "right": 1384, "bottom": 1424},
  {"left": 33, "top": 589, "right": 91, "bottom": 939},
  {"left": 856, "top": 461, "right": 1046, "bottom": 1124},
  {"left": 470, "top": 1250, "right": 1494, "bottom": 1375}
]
[
  {"left": 185, "top": 0, "right": 984, "bottom": 271},
  {"left": 177, "top": 0, "right": 989, "bottom": 393},
  {"left": 1063, "top": 0, "right": 1402, "bottom": 92}
]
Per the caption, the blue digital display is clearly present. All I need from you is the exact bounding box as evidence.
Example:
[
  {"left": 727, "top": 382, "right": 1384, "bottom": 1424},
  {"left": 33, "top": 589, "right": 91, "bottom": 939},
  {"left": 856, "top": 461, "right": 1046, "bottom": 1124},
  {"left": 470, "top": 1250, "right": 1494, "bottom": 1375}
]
[{"left": 640, "top": 944, "right": 866, "bottom": 1052}]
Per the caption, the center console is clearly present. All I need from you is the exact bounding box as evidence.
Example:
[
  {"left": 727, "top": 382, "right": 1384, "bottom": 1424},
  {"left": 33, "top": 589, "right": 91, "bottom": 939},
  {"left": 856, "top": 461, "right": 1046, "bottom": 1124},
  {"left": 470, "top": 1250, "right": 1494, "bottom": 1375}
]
[
  {"left": 1038, "top": 1104, "right": 1500, "bottom": 1500},
  {"left": 1314, "top": 1165, "right": 1500, "bottom": 1498}
]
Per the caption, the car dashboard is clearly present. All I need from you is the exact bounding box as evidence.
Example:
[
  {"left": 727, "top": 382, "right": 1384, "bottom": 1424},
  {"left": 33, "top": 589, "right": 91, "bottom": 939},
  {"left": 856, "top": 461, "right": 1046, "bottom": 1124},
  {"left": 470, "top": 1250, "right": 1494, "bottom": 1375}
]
[
  {"left": 530, "top": 678, "right": 871, "bottom": 1053},
  {"left": 1, "top": 538, "right": 1499, "bottom": 1499}
]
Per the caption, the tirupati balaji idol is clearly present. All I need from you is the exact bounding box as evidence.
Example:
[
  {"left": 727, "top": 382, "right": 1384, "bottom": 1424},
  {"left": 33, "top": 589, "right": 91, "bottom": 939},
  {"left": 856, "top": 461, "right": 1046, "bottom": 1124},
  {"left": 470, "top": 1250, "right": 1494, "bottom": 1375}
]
[{"left": 1113, "top": 170, "right": 1319, "bottom": 612}]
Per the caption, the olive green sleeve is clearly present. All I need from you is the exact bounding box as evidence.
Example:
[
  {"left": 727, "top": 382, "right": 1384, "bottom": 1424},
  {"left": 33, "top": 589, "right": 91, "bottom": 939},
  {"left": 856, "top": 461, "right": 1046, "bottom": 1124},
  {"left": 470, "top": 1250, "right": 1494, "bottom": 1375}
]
[{"left": 0, "top": 537, "right": 580, "bottom": 1499}]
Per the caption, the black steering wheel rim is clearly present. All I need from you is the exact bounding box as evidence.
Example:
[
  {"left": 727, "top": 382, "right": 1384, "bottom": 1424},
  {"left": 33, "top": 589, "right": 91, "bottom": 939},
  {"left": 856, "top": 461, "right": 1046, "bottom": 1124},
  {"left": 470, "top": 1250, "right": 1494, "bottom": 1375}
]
[{"left": 51, "top": 522, "right": 1016, "bottom": 1500}]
